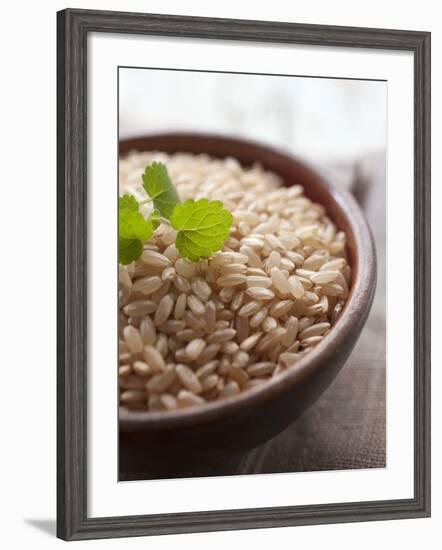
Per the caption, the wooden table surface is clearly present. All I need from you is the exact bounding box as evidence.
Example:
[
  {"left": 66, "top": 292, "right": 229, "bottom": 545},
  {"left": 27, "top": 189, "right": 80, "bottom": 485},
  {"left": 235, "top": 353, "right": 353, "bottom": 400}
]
[{"left": 120, "top": 152, "right": 386, "bottom": 480}]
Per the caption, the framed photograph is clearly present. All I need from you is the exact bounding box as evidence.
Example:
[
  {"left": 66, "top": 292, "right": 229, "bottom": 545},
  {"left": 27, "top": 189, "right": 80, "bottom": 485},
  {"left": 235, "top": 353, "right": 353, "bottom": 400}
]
[{"left": 57, "top": 8, "right": 431, "bottom": 541}]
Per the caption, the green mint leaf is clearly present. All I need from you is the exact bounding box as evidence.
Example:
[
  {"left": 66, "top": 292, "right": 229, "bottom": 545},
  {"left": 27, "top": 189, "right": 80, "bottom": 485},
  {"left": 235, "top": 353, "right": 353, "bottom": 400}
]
[
  {"left": 119, "top": 194, "right": 153, "bottom": 264},
  {"left": 119, "top": 239, "right": 143, "bottom": 265},
  {"left": 119, "top": 195, "right": 153, "bottom": 241},
  {"left": 171, "top": 199, "right": 233, "bottom": 262},
  {"left": 142, "top": 162, "right": 180, "bottom": 219},
  {"left": 119, "top": 193, "right": 139, "bottom": 214},
  {"left": 149, "top": 209, "right": 161, "bottom": 230}
]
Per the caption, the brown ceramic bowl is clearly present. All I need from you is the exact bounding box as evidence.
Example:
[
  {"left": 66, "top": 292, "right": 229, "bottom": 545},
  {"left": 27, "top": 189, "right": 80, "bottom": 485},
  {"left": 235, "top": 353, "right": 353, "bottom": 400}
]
[{"left": 118, "top": 133, "right": 376, "bottom": 474}]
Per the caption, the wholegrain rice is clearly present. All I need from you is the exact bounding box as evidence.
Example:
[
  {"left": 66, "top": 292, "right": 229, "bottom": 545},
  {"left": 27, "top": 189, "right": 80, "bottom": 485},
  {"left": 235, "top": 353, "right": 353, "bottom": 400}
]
[
  {"left": 177, "top": 390, "right": 206, "bottom": 408},
  {"left": 238, "top": 300, "right": 261, "bottom": 317},
  {"left": 202, "top": 301, "right": 217, "bottom": 331},
  {"left": 196, "top": 360, "right": 219, "bottom": 379},
  {"left": 288, "top": 276, "right": 305, "bottom": 299},
  {"left": 239, "top": 245, "right": 262, "bottom": 268},
  {"left": 154, "top": 294, "right": 174, "bottom": 326},
  {"left": 161, "top": 266, "right": 176, "bottom": 281},
  {"left": 232, "top": 350, "right": 249, "bottom": 367},
  {"left": 120, "top": 375, "right": 147, "bottom": 390},
  {"left": 176, "top": 328, "right": 200, "bottom": 342},
  {"left": 187, "top": 294, "right": 205, "bottom": 315},
  {"left": 175, "top": 258, "right": 196, "bottom": 278},
  {"left": 201, "top": 373, "right": 219, "bottom": 393},
  {"left": 249, "top": 307, "right": 268, "bottom": 329},
  {"left": 185, "top": 338, "right": 206, "bottom": 360},
  {"left": 219, "top": 286, "right": 236, "bottom": 302},
  {"left": 132, "top": 275, "right": 162, "bottom": 295},
  {"left": 300, "top": 335, "right": 324, "bottom": 347},
  {"left": 221, "top": 341, "right": 239, "bottom": 354},
  {"left": 146, "top": 365, "right": 176, "bottom": 393},
  {"left": 246, "top": 287, "right": 275, "bottom": 301},
  {"left": 228, "top": 365, "right": 249, "bottom": 387},
  {"left": 174, "top": 293, "right": 187, "bottom": 320},
  {"left": 231, "top": 290, "right": 245, "bottom": 311},
  {"left": 123, "top": 326, "right": 144, "bottom": 354},
  {"left": 220, "top": 263, "right": 248, "bottom": 275},
  {"left": 239, "top": 332, "right": 263, "bottom": 352},
  {"left": 207, "top": 328, "right": 237, "bottom": 344},
  {"left": 161, "top": 319, "right": 186, "bottom": 334},
  {"left": 298, "top": 322, "right": 331, "bottom": 340},
  {"left": 133, "top": 360, "right": 152, "bottom": 377},
  {"left": 247, "top": 362, "right": 276, "bottom": 377},
  {"left": 270, "top": 299, "right": 294, "bottom": 318},
  {"left": 119, "top": 365, "right": 131, "bottom": 377},
  {"left": 220, "top": 380, "right": 241, "bottom": 397},
  {"left": 119, "top": 151, "right": 352, "bottom": 411},
  {"left": 217, "top": 274, "right": 247, "bottom": 287},
  {"left": 141, "top": 250, "right": 171, "bottom": 268},
  {"left": 279, "top": 353, "right": 302, "bottom": 367},
  {"left": 155, "top": 334, "right": 168, "bottom": 356},
  {"left": 281, "top": 316, "right": 299, "bottom": 347},
  {"left": 176, "top": 364, "right": 203, "bottom": 393},
  {"left": 191, "top": 277, "right": 212, "bottom": 301},
  {"left": 246, "top": 276, "right": 272, "bottom": 288},
  {"left": 142, "top": 345, "right": 166, "bottom": 373},
  {"left": 160, "top": 393, "right": 178, "bottom": 410},
  {"left": 123, "top": 300, "right": 156, "bottom": 317},
  {"left": 255, "top": 327, "right": 286, "bottom": 352},
  {"left": 120, "top": 390, "right": 146, "bottom": 404},
  {"left": 262, "top": 316, "right": 278, "bottom": 332},
  {"left": 270, "top": 267, "right": 292, "bottom": 294},
  {"left": 173, "top": 274, "right": 191, "bottom": 293},
  {"left": 310, "top": 271, "right": 340, "bottom": 285},
  {"left": 183, "top": 311, "right": 205, "bottom": 331}
]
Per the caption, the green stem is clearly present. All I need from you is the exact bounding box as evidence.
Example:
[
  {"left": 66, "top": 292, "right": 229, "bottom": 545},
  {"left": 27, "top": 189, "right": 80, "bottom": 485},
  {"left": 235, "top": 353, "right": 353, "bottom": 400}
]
[{"left": 138, "top": 198, "right": 153, "bottom": 207}]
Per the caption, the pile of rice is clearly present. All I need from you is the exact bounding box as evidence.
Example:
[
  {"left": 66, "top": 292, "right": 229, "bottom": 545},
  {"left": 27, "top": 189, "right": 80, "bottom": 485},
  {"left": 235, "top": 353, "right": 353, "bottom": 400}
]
[{"left": 119, "top": 151, "right": 351, "bottom": 412}]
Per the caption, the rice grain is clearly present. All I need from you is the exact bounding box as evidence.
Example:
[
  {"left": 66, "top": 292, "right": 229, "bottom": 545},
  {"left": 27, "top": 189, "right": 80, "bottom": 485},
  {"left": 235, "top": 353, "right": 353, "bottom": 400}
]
[
  {"left": 247, "top": 362, "right": 276, "bottom": 377},
  {"left": 177, "top": 390, "right": 206, "bottom": 408},
  {"left": 246, "top": 287, "right": 275, "bottom": 301},
  {"left": 132, "top": 276, "right": 162, "bottom": 295},
  {"left": 207, "top": 328, "right": 236, "bottom": 344},
  {"left": 146, "top": 365, "right": 176, "bottom": 393},
  {"left": 142, "top": 345, "right": 166, "bottom": 373},
  {"left": 123, "top": 326, "right": 144, "bottom": 354},
  {"left": 176, "top": 364, "right": 203, "bottom": 393},
  {"left": 123, "top": 300, "right": 156, "bottom": 317},
  {"left": 185, "top": 338, "right": 206, "bottom": 360},
  {"left": 141, "top": 250, "right": 171, "bottom": 267},
  {"left": 133, "top": 361, "right": 152, "bottom": 377},
  {"left": 154, "top": 294, "right": 174, "bottom": 326}
]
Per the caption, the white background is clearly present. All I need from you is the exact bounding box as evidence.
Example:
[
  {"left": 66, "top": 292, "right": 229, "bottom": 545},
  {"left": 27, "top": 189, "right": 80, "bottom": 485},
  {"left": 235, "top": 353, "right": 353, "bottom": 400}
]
[
  {"left": 0, "top": 0, "right": 439, "bottom": 549},
  {"left": 119, "top": 68, "right": 387, "bottom": 162}
]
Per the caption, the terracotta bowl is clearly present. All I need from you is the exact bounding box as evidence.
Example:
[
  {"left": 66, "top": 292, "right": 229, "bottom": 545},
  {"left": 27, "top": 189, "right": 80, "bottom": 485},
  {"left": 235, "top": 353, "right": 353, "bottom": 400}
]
[{"left": 118, "top": 133, "right": 376, "bottom": 475}]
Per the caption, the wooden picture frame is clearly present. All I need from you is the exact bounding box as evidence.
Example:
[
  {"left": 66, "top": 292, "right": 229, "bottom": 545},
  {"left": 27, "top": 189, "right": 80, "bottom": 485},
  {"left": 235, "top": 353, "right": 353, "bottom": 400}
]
[{"left": 57, "top": 8, "right": 431, "bottom": 541}]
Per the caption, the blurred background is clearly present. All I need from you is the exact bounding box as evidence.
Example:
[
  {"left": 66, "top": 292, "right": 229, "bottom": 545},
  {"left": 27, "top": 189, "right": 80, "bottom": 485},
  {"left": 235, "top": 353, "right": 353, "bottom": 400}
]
[
  {"left": 119, "top": 68, "right": 386, "bottom": 164},
  {"left": 119, "top": 68, "right": 387, "bottom": 479}
]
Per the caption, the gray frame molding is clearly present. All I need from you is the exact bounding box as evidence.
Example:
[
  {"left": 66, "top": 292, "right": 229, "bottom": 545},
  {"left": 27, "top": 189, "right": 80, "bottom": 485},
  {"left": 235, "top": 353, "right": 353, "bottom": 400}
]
[{"left": 57, "top": 8, "right": 431, "bottom": 541}]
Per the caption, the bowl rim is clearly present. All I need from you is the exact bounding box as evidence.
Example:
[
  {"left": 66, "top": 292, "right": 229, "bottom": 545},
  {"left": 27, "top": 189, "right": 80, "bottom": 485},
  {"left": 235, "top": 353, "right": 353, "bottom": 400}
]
[{"left": 118, "top": 132, "right": 376, "bottom": 431}]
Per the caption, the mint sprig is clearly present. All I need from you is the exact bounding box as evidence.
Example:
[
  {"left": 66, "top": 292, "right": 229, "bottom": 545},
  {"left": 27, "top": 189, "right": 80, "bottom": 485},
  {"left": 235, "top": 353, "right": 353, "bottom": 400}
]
[
  {"left": 150, "top": 208, "right": 161, "bottom": 230},
  {"left": 142, "top": 162, "right": 181, "bottom": 219},
  {"left": 119, "top": 195, "right": 158, "bottom": 265},
  {"left": 171, "top": 199, "right": 233, "bottom": 262},
  {"left": 119, "top": 163, "right": 233, "bottom": 264}
]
